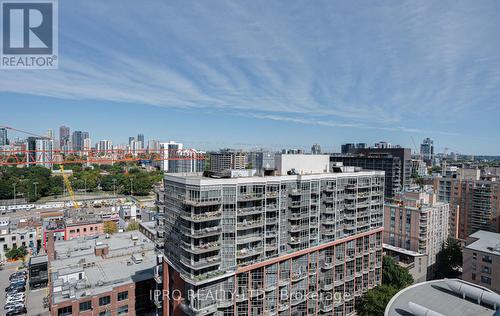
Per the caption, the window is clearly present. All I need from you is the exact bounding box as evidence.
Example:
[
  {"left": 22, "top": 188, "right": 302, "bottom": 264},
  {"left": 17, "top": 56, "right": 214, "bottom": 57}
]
[
  {"left": 481, "top": 276, "right": 491, "bottom": 285},
  {"left": 99, "top": 295, "right": 111, "bottom": 306},
  {"left": 482, "top": 266, "right": 492, "bottom": 275},
  {"left": 70, "top": 230, "right": 75, "bottom": 234},
  {"left": 79, "top": 301, "right": 92, "bottom": 312},
  {"left": 482, "top": 255, "right": 492, "bottom": 263},
  {"left": 20, "top": 235, "right": 24, "bottom": 240},
  {"left": 472, "top": 252, "right": 477, "bottom": 260},
  {"left": 84, "top": 228, "right": 87, "bottom": 232},
  {"left": 58, "top": 306, "right": 72, "bottom": 316},
  {"left": 118, "top": 291, "right": 128, "bottom": 301},
  {"left": 471, "top": 273, "right": 476, "bottom": 281},
  {"left": 118, "top": 305, "right": 129, "bottom": 315},
  {"left": 90, "top": 227, "right": 94, "bottom": 231},
  {"left": 99, "top": 311, "right": 111, "bottom": 316}
]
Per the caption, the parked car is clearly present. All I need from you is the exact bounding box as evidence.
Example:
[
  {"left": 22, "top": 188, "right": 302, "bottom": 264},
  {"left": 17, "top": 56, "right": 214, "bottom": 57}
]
[{"left": 6, "top": 306, "right": 27, "bottom": 315}]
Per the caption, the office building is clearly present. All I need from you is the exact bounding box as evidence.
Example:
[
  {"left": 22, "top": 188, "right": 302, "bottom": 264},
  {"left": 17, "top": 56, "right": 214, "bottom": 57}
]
[
  {"left": 0, "top": 127, "right": 8, "bottom": 146},
  {"left": 436, "top": 176, "right": 500, "bottom": 240},
  {"left": 148, "top": 139, "right": 161, "bottom": 153},
  {"left": 385, "top": 279, "right": 500, "bottom": 316},
  {"left": 311, "top": 144, "right": 322, "bottom": 154},
  {"left": 331, "top": 147, "right": 411, "bottom": 199},
  {"left": 35, "top": 138, "right": 54, "bottom": 168},
  {"left": 462, "top": 230, "right": 500, "bottom": 294},
  {"left": 341, "top": 143, "right": 366, "bottom": 154},
  {"left": 209, "top": 150, "right": 246, "bottom": 174},
  {"left": 161, "top": 155, "right": 385, "bottom": 316},
  {"left": 137, "top": 133, "right": 145, "bottom": 145},
  {"left": 72, "top": 131, "right": 89, "bottom": 152},
  {"left": 384, "top": 187, "right": 449, "bottom": 277},
  {"left": 48, "top": 231, "right": 158, "bottom": 316},
  {"left": 420, "top": 138, "right": 434, "bottom": 166}
]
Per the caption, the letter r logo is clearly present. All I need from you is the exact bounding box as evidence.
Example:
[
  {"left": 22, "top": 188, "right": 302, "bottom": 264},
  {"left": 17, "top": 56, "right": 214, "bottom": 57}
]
[{"left": 2, "top": 2, "right": 53, "bottom": 54}]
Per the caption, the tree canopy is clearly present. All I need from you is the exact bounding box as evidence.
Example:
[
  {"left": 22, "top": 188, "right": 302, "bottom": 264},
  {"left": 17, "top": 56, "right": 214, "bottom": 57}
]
[
  {"left": 103, "top": 221, "right": 118, "bottom": 234},
  {"left": 0, "top": 164, "right": 163, "bottom": 202},
  {"left": 356, "top": 256, "right": 414, "bottom": 316},
  {"left": 436, "top": 237, "right": 462, "bottom": 279}
]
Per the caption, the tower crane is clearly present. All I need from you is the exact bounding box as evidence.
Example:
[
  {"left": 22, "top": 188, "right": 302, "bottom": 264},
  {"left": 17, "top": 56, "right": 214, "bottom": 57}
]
[{"left": 59, "top": 165, "right": 79, "bottom": 209}]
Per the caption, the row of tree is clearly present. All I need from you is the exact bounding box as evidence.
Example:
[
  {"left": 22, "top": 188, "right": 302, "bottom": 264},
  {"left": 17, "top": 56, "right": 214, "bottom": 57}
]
[{"left": 0, "top": 163, "right": 163, "bottom": 202}]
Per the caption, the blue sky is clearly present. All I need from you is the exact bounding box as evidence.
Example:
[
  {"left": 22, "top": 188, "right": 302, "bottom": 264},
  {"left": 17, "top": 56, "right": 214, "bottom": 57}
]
[{"left": 1, "top": 1, "right": 500, "bottom": 154}]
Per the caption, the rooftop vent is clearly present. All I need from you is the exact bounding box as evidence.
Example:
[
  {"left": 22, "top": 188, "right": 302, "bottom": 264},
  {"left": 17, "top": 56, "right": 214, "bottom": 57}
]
[{"left": 408, "top": 302, "right": 445, "bottom": 316}]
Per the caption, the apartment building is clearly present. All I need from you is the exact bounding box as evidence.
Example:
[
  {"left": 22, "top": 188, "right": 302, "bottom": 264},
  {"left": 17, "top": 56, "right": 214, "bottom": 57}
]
[
  {"left": 49, "top": 231, "right": 158, "bottom": 316},
  {"left": 209, "top": 150, "right": 246, "bottom": 174},
  {"left": 462, "top": 230, "right": 500, "bottom": 294},
  {"left": 384, "top": 187, "right": 449, "bottom": 277},
  {"left": 330, "top": 147, "right": 411, "bottom": 199},
  {"left": 0, "top": 217, "right": 39, "bottom": 260},
  {"left": 161, "top": 155, "right": 385, "bottom": 316},
  {"left": 436, "top": 175, "right": 500, "bottom": 240}
]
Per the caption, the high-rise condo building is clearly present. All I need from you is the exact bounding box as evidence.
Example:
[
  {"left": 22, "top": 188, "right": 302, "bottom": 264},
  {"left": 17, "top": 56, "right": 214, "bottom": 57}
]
[
  {"left": 209, "top": 150, "right": 246, "bottom": 175},
  {"left": 0, "top": 127, "right": 8, "bottom": 146},
  {"left": 435, "top": 173, "right": 500, "bottom": 240},
  {"left": 161, "top": 154, "right": 384, "bottom": 316},
  {"left": 59, "top": 125, "right": 70, "bottom": 149},
  {"left": 71, "top": 131, "right": 89, "bottom": 152},
  {"left": 331, "top": 147, "right": 411, "bottom": 199},
  {"left": 420, "top": 138, "right": 434, "bottom": 166}
]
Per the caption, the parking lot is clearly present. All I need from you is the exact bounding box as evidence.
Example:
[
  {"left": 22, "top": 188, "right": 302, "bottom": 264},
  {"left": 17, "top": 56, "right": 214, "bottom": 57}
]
[{"left": 0, "top": 260, "right": 49, "bottom": 316}]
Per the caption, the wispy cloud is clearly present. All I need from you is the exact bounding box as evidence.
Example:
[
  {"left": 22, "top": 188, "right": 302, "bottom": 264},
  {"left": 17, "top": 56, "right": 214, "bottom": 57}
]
[{"left": 1, "top": 0, "right": 500, "bottom": 137}]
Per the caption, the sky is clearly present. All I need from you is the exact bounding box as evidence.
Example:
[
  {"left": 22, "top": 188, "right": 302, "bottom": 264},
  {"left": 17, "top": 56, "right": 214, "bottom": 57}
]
[{"left": 1, "top": 0, "right": 500, "bottom": 154}]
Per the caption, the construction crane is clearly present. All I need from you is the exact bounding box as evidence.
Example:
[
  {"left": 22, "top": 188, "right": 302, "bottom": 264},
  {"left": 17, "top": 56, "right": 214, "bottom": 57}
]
[
  {"left": 59, "top": 165, "right": 79, "bottom": 209},
  {"left": 0, "top": 125, "right": 205, "bottom": 166},
  {"left": 410, "top": 136, "right": 422, "bottom": 160}
]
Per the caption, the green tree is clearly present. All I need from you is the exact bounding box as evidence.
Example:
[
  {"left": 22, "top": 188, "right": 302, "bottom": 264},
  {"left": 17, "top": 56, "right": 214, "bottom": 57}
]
[
  {"left": 357, "top": 256, "right": 413, "bottom": 316},
  {"left": 356, "top": 285, "right": 399, "bottom": 316},
  {"left": 436, "top": 237, "right": 462, "bottom": 278},
  {"left": 126, "top": 220, "right": 139, "bottom": 231},
  {"left": 5, "top": 246, "right": 28, "bottom": 260},
  {"left": 103, "top": 221, "right": 118, "bottom": 234},
  {"left": 382, "top": 256, "right": 414, "bottom": 289}
]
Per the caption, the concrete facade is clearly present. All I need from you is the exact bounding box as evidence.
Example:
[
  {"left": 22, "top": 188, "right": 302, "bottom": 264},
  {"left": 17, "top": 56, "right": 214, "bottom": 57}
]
[{"left": 161, "top": 167, "right": 385, "bottom": 316}]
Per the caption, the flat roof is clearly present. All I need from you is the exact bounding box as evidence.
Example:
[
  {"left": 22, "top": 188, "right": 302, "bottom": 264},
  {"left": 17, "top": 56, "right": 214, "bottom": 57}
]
[
  {"left": 385, "top": 279, "right": 498, "bottom": 316},
  {"left": 383, "top": 243, "right": 426, "bottom": 257},
  {"left": 466, "top": 230, "right": 500, "bottom": 255},
  {"left": 50, "top": 231, "right": 157, "bottom": 304},
  {"left": 165, "top": 170, "right": 385, "bottom": 186}
]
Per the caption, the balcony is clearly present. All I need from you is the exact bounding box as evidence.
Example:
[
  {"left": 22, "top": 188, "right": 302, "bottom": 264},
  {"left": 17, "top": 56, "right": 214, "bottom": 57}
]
[
  {"left": 181, "top": 210, "right": 222, "bottom": 223},
  {"left": 266, "top": 191, "right": 279, "bottom": 198},
  {"left": 180, "top": 256, "right": 221, "bottom": 270},
  {"left": 288, "top": 237, "right": 302, "bottom": 245},
  {"left": 237, "top": 219, "right": 263, "bottom": 230},
  {"left": 238, "top": 206, "right": 263, "bottom": 216},
  {"left": 320, "top": 282, "right": 334, "bottom": 291},
  {"left": 236, "top": 234, "right": 262, "bottom": 245},
  {"left": 183, "top": 226, "right": 221, "bottom": 238},
  {"left": 238, "top": 193, "right": 264, "bottom": 201},
  {"left": 237, "top": 247, "right": 263, "bottom": 259},
  {"left": 181, "top": 241, "right": 221, "bottom": 254},
  {"left": 184, "top": 198, "right": 221, "bottom": 207}
]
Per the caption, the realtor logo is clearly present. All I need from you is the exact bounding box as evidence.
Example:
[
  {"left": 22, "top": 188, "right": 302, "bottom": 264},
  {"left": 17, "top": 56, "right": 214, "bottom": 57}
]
[{"left": 1, "top": 0, "right": 58, "bottom": 69}]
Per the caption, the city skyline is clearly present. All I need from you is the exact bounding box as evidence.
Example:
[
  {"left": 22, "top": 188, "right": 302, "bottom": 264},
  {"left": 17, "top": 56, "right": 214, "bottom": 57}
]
[{"left": 2, "top": 1, "right": 500, "bottom": 154}]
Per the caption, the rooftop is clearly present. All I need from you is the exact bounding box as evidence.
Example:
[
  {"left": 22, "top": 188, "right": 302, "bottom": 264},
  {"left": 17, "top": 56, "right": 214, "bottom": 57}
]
[
  {"left": 466, "top": 230, "right": 500, "bottom": 255},
  {"left": 165, "top": 170, "right": 385, "bottom": 185},
  {"left": 50, "top": 231, "right": 157, "bottom": 304},
  {"left": 385, "top": 279, "right": 500, "bottom": 316}
]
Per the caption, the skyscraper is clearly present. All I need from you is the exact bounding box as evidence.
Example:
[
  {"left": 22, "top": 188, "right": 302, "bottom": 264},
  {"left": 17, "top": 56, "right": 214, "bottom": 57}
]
[
  {"left": 160, "top": 155, "right": 384, "bottom": 316},
  {"left": 311, "top": 144, "right": 322, "bottom": 154},
  {"left": 71, "top": 131, "right": 89, "bottom": 151},
  {"left": 0, "top": 127, "right": 8, "bottom": 146},
  {"left": 420, "top": 138, "right": 434, "bottom": 166},
  {"left": 59, "top": 125, "right": 70, "bottom": 149}
]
